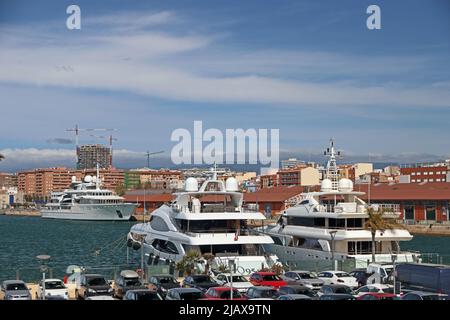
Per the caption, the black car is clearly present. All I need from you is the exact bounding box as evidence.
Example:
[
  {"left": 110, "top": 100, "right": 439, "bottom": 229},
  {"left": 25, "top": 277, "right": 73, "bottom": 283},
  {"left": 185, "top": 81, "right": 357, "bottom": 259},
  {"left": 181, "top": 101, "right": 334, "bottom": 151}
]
[
  {"left": 319, "top": 293, "right": 356, "bottom": 300},
  {"left": 165, "top": 288, "right": 206, "bottom": 300},
  {"left": 124, "top": 289, "right": 163, "bottom": 300},
  {"left": 319, "top": 284, "right": 353, "bottom": 296},
  {"left": 349, "top": 269, "right": 371, "bottom": 287},
  {"left": 245, "top": 286, "right": 280, "bottom": 299},
  {"left": 76, "top": 274, "right": 113, "bottom": 300},
  {"left": 278, "top": 285, "right": 318, "bottom": 298},
  {"left": 148, "top": 275, "right": 180, "bottom": 297},
  {"left": 183, "top": 275, "right": 219, "bottom": 292}
]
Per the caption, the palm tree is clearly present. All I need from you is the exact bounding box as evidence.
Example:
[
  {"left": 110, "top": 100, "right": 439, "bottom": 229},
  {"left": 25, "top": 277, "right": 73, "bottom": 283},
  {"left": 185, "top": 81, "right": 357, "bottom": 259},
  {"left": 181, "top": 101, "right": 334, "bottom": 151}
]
[
  {"left": 175, "top": 250, "right": 202, "bottom": 276},
  {"left": 364, "top": 207, "right": 404, "bottom": 263}
]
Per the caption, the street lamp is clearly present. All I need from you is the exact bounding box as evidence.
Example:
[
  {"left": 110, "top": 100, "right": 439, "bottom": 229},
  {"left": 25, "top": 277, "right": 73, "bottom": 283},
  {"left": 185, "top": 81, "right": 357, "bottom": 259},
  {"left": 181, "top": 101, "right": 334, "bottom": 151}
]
[
  {"left": 36, "top": 255, "right": 51, "bottom": 300},
  {"left": 391, "top": 254, "right": 398, "bottom": 295},
  {"left": 228, "top": 258, "right": 236, "bottom": 300},
  {"left": 329, "top": 231, "right": 338, "bottom": 271}
]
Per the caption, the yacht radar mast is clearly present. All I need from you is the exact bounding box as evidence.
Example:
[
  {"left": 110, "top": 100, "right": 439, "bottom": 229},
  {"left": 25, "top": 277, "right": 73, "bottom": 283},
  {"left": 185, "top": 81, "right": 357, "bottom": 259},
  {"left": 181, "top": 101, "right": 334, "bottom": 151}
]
[{"left": 324, "top": 139, "right": 343, "bottom": 191}]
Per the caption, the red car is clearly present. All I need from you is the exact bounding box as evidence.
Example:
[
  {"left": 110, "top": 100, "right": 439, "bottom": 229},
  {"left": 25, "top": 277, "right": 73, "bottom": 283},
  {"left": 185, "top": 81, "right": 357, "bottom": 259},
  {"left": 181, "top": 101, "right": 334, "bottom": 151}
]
[
  {"left": 357, "top": 293, "right": 400, "bottom": 300},
  {"left": 204, "top": 287, "right": 247, "bottom": 300},
  {"left": 249, "top": 272, "right": 287, "bottom": 288}
]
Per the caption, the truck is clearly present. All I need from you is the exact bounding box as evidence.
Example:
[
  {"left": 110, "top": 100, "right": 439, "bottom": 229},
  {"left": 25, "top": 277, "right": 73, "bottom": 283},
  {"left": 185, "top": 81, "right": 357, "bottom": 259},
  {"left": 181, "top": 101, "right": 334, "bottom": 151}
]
[
  {"left": 396, "top": 263, "right": 450, "bottom": 294},
  {"left": 366, "top": 263, "right": 395, "bottom": 285}
]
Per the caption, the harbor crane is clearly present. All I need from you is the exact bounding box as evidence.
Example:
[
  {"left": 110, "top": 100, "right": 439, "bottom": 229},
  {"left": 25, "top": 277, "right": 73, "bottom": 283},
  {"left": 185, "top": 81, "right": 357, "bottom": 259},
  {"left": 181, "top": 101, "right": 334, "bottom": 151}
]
[
  {"left": 66, "top": 125, "right": 117, "bottom": 146},
  {"left": 145, "top": 150, "right": 164, "bottom": 169}
]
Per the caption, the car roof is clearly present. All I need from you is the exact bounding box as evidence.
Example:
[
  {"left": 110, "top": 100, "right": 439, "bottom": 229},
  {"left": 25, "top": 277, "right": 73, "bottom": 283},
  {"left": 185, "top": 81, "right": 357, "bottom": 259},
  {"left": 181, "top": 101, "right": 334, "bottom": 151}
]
[
  {"left": 83, "top": 273, "right": 106, "bottom": 277},
  {"left": 3, "top": 280, "right": 26, "bottom": 285},
  {"left": 170, "top": 287, "right": 202, "bottom": 293},
  {"left": 253, "top": 272, "right": 275, "bottom": 275},
  {"left": 280, "top": 294, "right": 311, "bottom": 299},
  {"left": 120, "top": 270, "right": 139, "bottom": 278},
  {"left": 128, "top": 289, "right": 158, "bottom": 293},
  {"left": 320, "top": 270, "right": 347, "bottom": 273},
  {"left": 406, "top": 291, "right": 441, "bottom": 296},
  {"left": 280, "top": 284, "right": 310, "bottom": 289},
  {"left": 211, "top": 287, "right": 239, "bottom": 292},
  {"left": 254, "top": 286, "right": 277, "bottom": 290},
  {"left": 43, "top": 278, "right": 63, "bottom": 282},
  {"left": 288, "top": 270, "right": 311, "bottom": 273},
  {"left": 324, "top": 284, "right": 350, "bottom": 288}
]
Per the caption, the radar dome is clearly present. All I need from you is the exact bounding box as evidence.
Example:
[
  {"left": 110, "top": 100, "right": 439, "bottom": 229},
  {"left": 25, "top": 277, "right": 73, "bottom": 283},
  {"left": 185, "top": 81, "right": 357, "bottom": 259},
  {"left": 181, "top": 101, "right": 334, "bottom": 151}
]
[
  {"left": 225, "top": 177, "right": 239, "bottom": 191},
  {"left": 185, "top": 177, "right": 199, "bottom": 192},
  {"left": 338, "top": 178, "right": 353, "bottom": 192},
  {"left": 84, "top": 175, "right": 93, "bottom": 183},
  {"left": 71, "top": 176, "right": 77, "bottom": 183},
  {"left": 321, "top": 179, "right": 333, "bottom": 192}
]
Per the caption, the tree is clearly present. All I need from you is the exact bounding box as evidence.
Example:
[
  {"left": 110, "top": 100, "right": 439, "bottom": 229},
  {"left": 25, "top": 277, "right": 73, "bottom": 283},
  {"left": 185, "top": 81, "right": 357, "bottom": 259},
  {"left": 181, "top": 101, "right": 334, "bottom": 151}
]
[
  {"left": 175, "top": 250, "right": 202, "bottom": 276},
  {"left": 114, "top": 183, "right": 126, "bottom": 196},
  {"left": 364, "top": 207, "right": 404, "bottom": 263}
]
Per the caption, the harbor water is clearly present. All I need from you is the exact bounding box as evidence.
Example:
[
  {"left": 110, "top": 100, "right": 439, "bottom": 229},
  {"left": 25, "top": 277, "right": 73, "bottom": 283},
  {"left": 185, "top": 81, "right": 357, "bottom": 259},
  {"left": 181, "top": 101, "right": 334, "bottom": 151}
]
[{"left": 1, "top": 215, "right": 450, "bottom": 282}]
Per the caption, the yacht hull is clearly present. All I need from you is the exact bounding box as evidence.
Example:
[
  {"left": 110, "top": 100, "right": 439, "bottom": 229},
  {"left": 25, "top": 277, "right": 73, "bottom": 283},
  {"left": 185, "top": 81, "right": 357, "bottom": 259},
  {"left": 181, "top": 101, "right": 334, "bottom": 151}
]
[{"left": 41, "top": 204, "right": 136, "bottom": 221}]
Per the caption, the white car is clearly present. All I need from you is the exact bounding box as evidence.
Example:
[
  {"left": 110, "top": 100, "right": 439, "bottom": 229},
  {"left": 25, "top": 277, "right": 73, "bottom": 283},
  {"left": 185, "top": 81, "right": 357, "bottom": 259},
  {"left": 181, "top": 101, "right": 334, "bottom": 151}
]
[
  {"left": 353, "top": 284, "right": 394, "bottom": 297},
  {"left": 36, "top": 279, "right": 69, "bottom": 300},
  {"left": 85, "top": 295, "right": 115, "bottom": 300},
  {"left": 214, "top": 273, "right": 253, "bottom": 293},
  {"left": 317, "top": 271, "right": 358, "bottom": 289}
]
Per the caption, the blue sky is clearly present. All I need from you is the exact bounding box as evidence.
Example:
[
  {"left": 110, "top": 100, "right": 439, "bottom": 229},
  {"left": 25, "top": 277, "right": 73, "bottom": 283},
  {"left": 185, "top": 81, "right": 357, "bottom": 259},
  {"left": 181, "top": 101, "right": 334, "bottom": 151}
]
[{"left": 0, "top": 0, "right": 449, "bottom": 171}]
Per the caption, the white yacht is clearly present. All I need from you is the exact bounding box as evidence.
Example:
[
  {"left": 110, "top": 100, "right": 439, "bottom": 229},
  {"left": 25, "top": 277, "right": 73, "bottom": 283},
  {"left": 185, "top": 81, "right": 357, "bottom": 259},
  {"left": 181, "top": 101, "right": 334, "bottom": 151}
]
[
  {"left": 41, "top": 167, "right": 136, "bottom": 221},
  {"left": 128, "top": 166, "right": 280, "bottom": 275},
  {"left": 258, "top": 140, "right": 418, "bottom": 269}
]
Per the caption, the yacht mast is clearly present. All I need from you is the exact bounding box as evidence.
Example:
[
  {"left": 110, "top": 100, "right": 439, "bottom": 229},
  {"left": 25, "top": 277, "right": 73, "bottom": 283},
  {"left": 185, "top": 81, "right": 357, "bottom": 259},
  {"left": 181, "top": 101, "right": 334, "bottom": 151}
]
[
  {"left": 96, "top": 162, "right": 100, "bottom": 190},
  {"left": 324, "top": 138, "right": 342, "bottom": 191}
]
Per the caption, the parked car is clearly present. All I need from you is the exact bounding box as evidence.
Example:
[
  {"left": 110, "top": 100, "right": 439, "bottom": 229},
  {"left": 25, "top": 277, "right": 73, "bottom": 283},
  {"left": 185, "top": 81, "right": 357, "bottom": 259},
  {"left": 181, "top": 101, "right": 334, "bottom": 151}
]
[
  {"left": 36, "top": 279, "right": 69, "bottom": 300},
  {"left": 183, "top": 275, "right": 219, "bottom": 292},
  {"left": 124, "top": 289, "right": 163, "bottom": 300},
  {"left": 319, "top": 293, "right": 356, "bottom": 300},
  {"left": 148, "top": 275, "right": 180, "bottom": 297},
  {"left": 282, "top": 271, "right": 324, "bottom": 290},
  {"left": 1, "top": 280, "right": 31, "bottom": 300},
  {"left": 249, "top": 272, "right": 287, "bottom": 288},
  {"left": 214, "top": 273, "right": 253, "bottom": 293},
  {"left": 278, "top": 285, "right": 318, "bottom": 298},
  {"left": 349, "top": 269, "right": 371, "bottom": 287},
  {"left": 204, "top": 287, "right": 247, "bottom": 300},
  {"left": 401, "top": 290, "right": 449, "bottom": 300},
  {"left": 245, "top": 286, "right": 280, "bottom": 299},
  {"left": 113, "top": 270, "right": 145, "bottom": 299},
  {"left": 165, "top": 288, "right": 205, "bottom": 300},
  {"left": 85, "top": 295, "right": 115, "bottom": 300},
  {"left": 353, "top": 284, "right": 394, "bottom": 297},
  {"left": 318, "top": 284, "right": 353, "bottom": 297},
  {"left": 76, "top": 274, "right": 113, "bottom": 300},
  {"left": 317, "top": 271, "right": 358, "bottom": 289},
  {"left": 396, "top": 263, "right": 450, "bottom": 295},
  {"left": 357, "top": 293, "right": 400, "bottom": 300},
  {"left": 277, "top": 294, "right": 312, "bottom": 300}
]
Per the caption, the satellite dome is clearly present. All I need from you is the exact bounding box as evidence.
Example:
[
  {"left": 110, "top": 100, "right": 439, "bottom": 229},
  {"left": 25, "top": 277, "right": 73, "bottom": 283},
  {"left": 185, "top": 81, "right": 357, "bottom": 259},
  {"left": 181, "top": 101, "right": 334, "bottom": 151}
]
[
  {"left": 71, "top": 176, "right": 77, "bottom": 183},
  {"left": 338, "top": 178, "right": 353, "bottom": 192},
  {"left": 84, "top": 175, "right": 93, "bottom": 183},
  {"left": 321, "top": 179, "right": 333, "bottom": 192},
  {"left": 185, "top": 177, "right": 199, "bottom": 192},
  {"left": 225, "top": 177, "right": 239, "bottom": 192}
]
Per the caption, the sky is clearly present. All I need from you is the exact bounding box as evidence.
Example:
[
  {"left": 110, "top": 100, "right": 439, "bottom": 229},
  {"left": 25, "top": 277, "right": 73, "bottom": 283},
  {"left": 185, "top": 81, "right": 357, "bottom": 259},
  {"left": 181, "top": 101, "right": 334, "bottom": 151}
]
[{"left": 0, "top": 0, "right": 449, "bottom": 172}]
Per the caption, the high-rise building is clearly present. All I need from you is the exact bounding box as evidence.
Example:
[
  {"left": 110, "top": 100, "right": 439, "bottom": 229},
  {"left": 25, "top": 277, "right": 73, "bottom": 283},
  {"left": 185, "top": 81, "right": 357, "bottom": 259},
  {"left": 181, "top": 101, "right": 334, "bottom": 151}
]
[{"left": 77, "top": 144, "right": 111, "bottom": 169}]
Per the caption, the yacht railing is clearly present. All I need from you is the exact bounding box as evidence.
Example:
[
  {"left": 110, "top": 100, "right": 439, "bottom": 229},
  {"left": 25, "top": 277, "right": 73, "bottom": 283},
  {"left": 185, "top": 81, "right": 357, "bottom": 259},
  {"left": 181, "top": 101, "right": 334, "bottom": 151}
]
[{"left": 173, "top": 204, "right": 257, "bottom": 214}]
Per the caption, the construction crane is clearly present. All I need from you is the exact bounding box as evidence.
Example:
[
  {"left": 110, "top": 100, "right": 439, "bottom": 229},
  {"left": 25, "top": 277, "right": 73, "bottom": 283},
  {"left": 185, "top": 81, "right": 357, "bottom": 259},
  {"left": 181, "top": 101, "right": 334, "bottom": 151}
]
[
  {"left": 90, "top": 134, "right": 118, "bottom": 168},
  {"left": 66, "top": 125, "right": 117, "bottom": 146},
  {"left": 145, "top": 150, "right": 164, "bottom": 168}
]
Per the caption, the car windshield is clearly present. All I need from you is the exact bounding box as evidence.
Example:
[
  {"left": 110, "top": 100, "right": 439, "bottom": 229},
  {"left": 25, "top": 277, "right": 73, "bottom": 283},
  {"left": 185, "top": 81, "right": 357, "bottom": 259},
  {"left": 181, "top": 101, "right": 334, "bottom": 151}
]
[
  {"left": 125, "top": 278, "right": 142, "bottom": 286},
  {"left": 262, "top": 275, "right": 281, "bottom": 281},
  {"left": 87, "top": 277, "right": 107, "bottom": 286},
  {"left": 220, "top": 290, "right": 242, "bottom": 299},
  {"left": 45, "top": 281, "right": 65, "bottom": 289},
  {"left": 136, "top": 292, "right": 162, "bottom": 300},
  {"left": 335, "top": 272, "right": 351, "bottom": 278},
  {"left": 180, "top": 292, "right": 205, "bottom": 300},
  {"left": 6, "top": 283, "right": 27, "bottom": 291},
  {"left": 159, "top": 277, "right": 177, "bottom": 284},
  {"left": 422, "top": 295, "right": 442, "bottom": 300},
  {"left": 231, "top": 276, "right": 248, "bottom": 282},
  {"left": 298, "top": 273, "right": 316, "bottom": 279},
  {"left": 259, "top": 289, "right": 278, "bottom": 298},
  {"left": 335, "top": 287, "right": 352, "bottom": 294},
  {"left": 193, "top": 276, "right": 212, "bottom": 283}
]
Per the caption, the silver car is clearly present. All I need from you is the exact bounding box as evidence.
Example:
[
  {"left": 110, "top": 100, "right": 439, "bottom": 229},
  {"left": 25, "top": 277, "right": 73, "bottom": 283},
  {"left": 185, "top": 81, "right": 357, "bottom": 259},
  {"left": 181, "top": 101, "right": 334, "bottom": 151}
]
[
  {"left": 1, "top": 280, "right": 31, "bottom": 300},
  {"left": 282, "top": 271, "right": 324, "bottom": 290}
]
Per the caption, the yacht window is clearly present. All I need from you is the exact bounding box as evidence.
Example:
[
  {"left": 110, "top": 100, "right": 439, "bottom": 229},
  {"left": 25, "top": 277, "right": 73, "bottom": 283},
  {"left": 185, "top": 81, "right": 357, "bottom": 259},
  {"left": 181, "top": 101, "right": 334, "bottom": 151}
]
[
  {"left": 299, "top": 200, "right": 310, "bottom": 205},
  {"left": 270, "top": 236, "right": 283, "bottom": 246},
  {"left": 152, "top": 239, "right": 179, "bottom": 254},
  {"left": 328, "top": 218, "right": 345, "bottom": 229},
  {"left": 346, "top": 218, "right": 362, "bottom": 229},
  {"left": 150, "top": 216, "right": 170, "bottom": 232}
]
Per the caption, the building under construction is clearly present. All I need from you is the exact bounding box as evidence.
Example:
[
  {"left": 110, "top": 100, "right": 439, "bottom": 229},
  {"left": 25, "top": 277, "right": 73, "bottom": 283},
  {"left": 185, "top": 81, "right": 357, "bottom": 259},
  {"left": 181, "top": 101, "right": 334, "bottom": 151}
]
[{"left": 77, "top": 144, "right": 111, "bottom": 169}]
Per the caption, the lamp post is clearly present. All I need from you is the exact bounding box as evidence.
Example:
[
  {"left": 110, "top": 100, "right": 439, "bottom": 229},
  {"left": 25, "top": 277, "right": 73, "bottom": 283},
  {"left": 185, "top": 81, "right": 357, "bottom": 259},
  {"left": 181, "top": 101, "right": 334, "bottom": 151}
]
[
  {"left": 329, "top": 231, "right": 337, "bottom": 271},
  {"left": 36, "top": 255, "right": 51, "bottom": 300},
  {"left": 391, "top": 254, "right": 398, "bottom": 295},
  {"left": 228, "top": 258, "right": 236, "bottom": 300}
]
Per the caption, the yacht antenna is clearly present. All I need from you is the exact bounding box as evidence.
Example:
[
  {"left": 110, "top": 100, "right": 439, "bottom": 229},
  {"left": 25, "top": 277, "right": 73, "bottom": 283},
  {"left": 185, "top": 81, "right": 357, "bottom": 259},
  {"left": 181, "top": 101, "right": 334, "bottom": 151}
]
[
  {"left": 324, "top": 138, "right": 342, "bottom": 191},
  {"left": 212, "top": 162, "right": 218, "bottom": 180}
]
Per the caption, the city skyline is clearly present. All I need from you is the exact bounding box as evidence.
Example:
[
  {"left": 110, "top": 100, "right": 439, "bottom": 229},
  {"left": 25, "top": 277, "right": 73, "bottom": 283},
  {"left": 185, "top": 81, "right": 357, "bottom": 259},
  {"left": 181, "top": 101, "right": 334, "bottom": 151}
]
[{"left": 0, "top": 0, "right": 449, "bottom": 172}]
